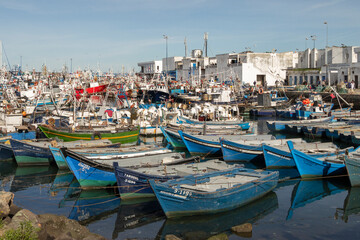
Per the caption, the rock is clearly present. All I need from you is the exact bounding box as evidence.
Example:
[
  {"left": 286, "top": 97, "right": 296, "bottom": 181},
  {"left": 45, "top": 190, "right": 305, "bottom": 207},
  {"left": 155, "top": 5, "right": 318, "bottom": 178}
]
[
  {"left": 0, "top": 191, "right": 14, "bottom": 219},
  {"left": 8, "top": 203, "right": 22, "bottom": 217},
  {"left": 231, "top": 223, "right": 252, "bottom": 233},
  {"left": 38, "top": 214, "right": 106, "bottom": 240},
  {"left": 0, "top": 209, "right": 41, "bottom": 238},
  {"left": 208, "top": 233, "right": 229, "bottom": 240},
  {"left": 165, "top": 234, "right": 182, "bottom": 240},
  {"left": 6, "top": 209, "right": 41, "bottom": 230}
]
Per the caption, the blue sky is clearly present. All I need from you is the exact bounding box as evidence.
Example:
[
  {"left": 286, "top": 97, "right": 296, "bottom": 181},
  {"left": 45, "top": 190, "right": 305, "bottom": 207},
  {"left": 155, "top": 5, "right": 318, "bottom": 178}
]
[{"left": 0, "top": 0, "right": 359, "bottom": 73}]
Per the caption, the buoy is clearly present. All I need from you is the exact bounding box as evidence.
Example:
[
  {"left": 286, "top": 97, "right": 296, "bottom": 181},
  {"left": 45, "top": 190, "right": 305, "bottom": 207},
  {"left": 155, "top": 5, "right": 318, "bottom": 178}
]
[
  {"left": 258, "top": 88, "right": 264, "bottom": 94},
  {"left": 22, "top": 111, "right": 27, "bottom": 117}
]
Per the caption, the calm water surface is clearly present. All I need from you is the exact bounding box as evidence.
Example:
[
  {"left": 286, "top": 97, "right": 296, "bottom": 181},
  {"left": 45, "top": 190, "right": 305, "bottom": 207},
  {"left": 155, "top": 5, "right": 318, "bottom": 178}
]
[{"left": 1, "top": 119, "right": 360, "bottom": 239}]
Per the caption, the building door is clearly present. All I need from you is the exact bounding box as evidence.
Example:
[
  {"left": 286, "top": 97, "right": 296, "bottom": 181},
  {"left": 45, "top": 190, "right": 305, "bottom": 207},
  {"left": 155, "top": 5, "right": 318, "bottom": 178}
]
[
  {"left": 257, "top": 75, "right": 266, "bottom": 86},
  {"left": 355, "top": 75, "right": 359, "bottom": 88}
]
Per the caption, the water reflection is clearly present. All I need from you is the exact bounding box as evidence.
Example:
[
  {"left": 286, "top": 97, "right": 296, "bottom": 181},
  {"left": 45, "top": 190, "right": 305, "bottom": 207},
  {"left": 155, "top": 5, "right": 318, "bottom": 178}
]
[
  {"left": 68, "top": 189, "right": 121, "bottom": 223},
  {"left": 287, "top": 178, "right": 348, "bottom": 220},
  {"left": 10, "top": 165, "right": 58, "bottom": 192},
  {"left": 156, "top": 191, "right": 278, "bottom": 240},
  {"left": 112, "top": 197, "right": 165, "bottom": 239},
  {"left": 335, "top": 187, "right": 360, "bottom": 223},
  {"left": 49, "top": 170, "right": 74, "bottom": 193}
]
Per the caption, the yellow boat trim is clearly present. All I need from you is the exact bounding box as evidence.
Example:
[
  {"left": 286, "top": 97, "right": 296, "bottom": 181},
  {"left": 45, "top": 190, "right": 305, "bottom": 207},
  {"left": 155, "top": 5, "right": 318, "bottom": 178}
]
[{"left": 42, "top": 130, "right": 138, "bottom": 140}]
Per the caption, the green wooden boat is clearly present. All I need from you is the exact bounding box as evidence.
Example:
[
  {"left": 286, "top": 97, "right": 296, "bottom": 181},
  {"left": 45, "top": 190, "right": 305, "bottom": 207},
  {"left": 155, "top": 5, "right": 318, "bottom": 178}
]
[{"left": 38, "top": 125, "right": 139, "bottom": 144}]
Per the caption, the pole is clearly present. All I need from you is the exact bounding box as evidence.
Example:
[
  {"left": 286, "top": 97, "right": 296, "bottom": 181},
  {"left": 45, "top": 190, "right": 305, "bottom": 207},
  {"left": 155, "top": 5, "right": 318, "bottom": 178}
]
[
  {"left": 324, "top": 22, "right": 329, "bottom": 86},
  {"left": 163, "top": 35, "right": 168, "bottom": 76}
]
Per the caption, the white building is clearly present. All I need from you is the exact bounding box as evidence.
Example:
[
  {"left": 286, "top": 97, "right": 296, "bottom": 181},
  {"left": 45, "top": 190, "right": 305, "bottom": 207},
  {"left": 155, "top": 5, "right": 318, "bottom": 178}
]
[
  {"left": 137, "top": 60, "right": 162, "bottom": 79},
  {"left": 207, "top": 51, "right": 297, "bottom": 86},
  {"left": 287, "top": 46, "right": 359, "bottom": 86}
]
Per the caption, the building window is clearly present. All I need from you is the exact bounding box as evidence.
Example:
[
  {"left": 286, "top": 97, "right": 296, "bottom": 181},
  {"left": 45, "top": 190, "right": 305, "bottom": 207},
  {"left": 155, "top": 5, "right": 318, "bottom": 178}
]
[
  {"left": 310, "top": 76, "right": 313, "bottom": 84},
  {"left": 345, "top": 75, "right": 348, "bottom": 81},
  {"left": 299, "top": 76, "right": 303, "bottom": 84},
  {"left": 289, "top": 76, "right": 293, "bottom": 84},
  {"left": 294, "top": 76, "right": 298, "bottom": 85}
]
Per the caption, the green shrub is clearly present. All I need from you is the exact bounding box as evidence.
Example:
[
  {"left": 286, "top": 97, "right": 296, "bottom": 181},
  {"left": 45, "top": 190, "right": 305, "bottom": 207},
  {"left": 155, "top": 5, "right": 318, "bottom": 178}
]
[{"left": 0, "top": 221, "right": 39, "bottom": 240}]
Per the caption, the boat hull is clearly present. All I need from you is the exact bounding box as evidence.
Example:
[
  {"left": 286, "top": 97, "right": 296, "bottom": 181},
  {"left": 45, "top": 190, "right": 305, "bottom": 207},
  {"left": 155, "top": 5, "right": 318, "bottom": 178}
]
[
  {"left": 345, "top": 157, "right": 360, "bottom": 187},
  {"left": 160, "top": 127, "right": 186, "bottom": 149},
  {"left": 10, "top": 139, "right": 54, "bottom": 166},
  {"left": 38, "top": 125, "right": 139, "bottom": 144},
  {"left": 61, "top": 149, "right": 116, "bottom": 188},
  {"left": 179, "top": 131, "right": 221, "bottom": 157},
  {"left": 221, "top": 139, "right": 263, "bottom": 162},
  {"left": 288, "top": 141, "right": 346, "bottom": 178},
  {"left": 149, "top": 168, "right": 279, "bottom": 218}
]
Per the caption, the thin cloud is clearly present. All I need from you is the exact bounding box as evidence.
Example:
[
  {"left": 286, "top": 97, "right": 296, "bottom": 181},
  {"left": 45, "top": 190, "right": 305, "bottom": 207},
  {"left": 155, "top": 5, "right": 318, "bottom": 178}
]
[
  {"left": 307, "top": 0, "right": 345, "bottom": 11},
  {"left": 0, "top": 0, "right": 37, "bottom": 13}
]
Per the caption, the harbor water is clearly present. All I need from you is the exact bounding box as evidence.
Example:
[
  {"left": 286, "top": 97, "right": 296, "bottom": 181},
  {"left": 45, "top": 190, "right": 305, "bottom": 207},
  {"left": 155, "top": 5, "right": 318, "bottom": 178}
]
[{"left": 1, "top": 119, "right": 360, "bottom": 239}]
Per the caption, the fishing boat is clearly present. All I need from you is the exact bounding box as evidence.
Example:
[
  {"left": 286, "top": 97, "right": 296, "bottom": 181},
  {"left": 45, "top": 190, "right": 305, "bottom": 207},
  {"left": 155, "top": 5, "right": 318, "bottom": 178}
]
[
  {"left": 38, "top": 125, "right": 140, "bottom": 144},
  {"left": 0, "top": 142, "right": 14, "bottom": 160},
  {"left": 287, "top": 141, "right": 347, "bottom": 178},
  {"left": 178, "top": 115, "right": 249, "bottom": 129},
  {"left": 10, "top": 139, "right": 55, "bottom": 166},
  {"left": 160, "top": 127, "right": 186, "bottom": 149},
  {"left": 11, "top": 138, "right": 120, "bottom": 166},
  {"left": 179, "top": 131, "right": 272, "bottom": 158},
  {"left": 149, "top": 167, "right": 279, "bottom": 218},
  {"left": 220, "top": 137, "right": 304, "bottom": 162},
  {"left": 266, "top": 116, "right": 333, "bottom": 132},
  {"left": 345, "top": 157, "right": 360, "bottom": 187},
  {"left": 263, "top": 142, "right": 355, "bottom": 169},
  {"left": 113, "top": 159, "right": 237, "bottom": 199},
  {"left": 157, "top": 191, "right": 278, "bottom": 239},
  {"left": 60, "top": 148, "right": 197, "bottom": 188}
]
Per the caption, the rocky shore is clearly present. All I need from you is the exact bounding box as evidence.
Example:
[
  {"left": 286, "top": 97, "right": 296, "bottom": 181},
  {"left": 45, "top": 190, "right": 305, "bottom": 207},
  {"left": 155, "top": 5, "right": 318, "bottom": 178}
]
[{"left": 0, "top": 191, "right": 105, "bottom": 240}]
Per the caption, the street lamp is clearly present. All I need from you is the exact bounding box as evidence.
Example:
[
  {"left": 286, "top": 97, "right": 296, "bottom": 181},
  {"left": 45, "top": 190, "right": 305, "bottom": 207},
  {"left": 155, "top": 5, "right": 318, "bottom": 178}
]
[
  {"left": 305, "top": 37, "right": 309, "bottom": 50},
  {"left": 310, "top": 35, "right": 317, "bottom": 49},
  {"left": 163, "top": 35, "right": 168, "bottom": 76},
  {"left": 324, "top": 21, "right": 328, "bottom": 48}
]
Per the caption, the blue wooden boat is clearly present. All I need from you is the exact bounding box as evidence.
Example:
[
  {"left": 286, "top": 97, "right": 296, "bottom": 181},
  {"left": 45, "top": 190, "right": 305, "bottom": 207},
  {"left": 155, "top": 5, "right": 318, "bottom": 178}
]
[
  {"left": 8, "top": 130, "right": 36, "bottom": 140},
  {"left": 10, "top": 139, "right": 54, "bottom": 166},
  {"left": 221, "top": 139, "right": 264, "bottom": 162},
  {"left": 287, "top": 179, "right": 347, "bottom": 220},
  {"left": 287, "top": 141, "right": 347, "bottom": 178},
  {"left": 179, "top": 130, "right": 222, "bottom": 157},
  {"left": 0, "top": 142, "right": 14, "bottom": 160},
  {"left": 178, "top": 116, "right": 249, "bottom": 130},
  {"left": 61, "top": 148, "right": 119, "bottom": 188},
  {"left": 113, "top": 159, "right": 234, "bottom": 199},
  {"left": 266, "top": 117, "right": 333, "bottom": 132},
  {"left": 158, "top": 191, "right": 278, "bottom": 239},
  {"left": 149, "top": 167, "right": 279, "bottom": 218},
  {"left": 160, "top": 126, "right": 186, "bottom": 149},
  {"left": 263, "top": 143, "right": 355, "bottom": 169},
  {"left": 49, "top": 146, "right": 68, "bottom": 169},
  {"left": 61, "top": 148, "right": 196, "bottom": 188},
  {"left": 345, "top": 157, "right": 360, "bottom": 187}
]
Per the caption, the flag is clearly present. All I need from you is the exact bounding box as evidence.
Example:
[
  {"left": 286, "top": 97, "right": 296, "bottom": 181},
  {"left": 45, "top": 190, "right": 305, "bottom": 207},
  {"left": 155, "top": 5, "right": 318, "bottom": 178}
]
[{"left": 330, "top": 93, "right": 335, "bottom": 99}]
